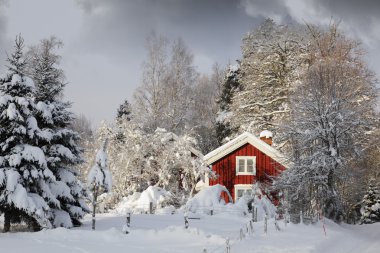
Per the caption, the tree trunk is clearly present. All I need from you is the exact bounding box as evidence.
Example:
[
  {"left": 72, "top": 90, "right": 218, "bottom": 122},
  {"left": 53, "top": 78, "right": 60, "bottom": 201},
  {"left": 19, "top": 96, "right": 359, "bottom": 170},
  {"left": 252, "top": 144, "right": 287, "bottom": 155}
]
[
  {"left": 3, "top": 211, "right": 11, "bottom": 233},
  {"left": 92, "top": 185, "right": 98, "bottom": 230}
]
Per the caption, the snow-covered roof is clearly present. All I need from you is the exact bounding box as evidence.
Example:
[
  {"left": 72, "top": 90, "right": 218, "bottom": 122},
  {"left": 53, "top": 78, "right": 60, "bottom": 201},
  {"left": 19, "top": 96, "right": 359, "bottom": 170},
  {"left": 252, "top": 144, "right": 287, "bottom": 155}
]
[{"left": 203, "top": 132, "right": 290, "bottom": 168}]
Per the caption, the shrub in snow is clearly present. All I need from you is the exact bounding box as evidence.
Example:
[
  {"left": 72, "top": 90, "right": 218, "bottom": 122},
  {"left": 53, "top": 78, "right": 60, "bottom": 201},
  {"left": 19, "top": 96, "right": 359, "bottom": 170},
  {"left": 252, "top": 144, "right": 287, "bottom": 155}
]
[
  {"left": 88, "top": 122, "right": 213, "bottom": 209},
  {"left": 360, "top": 180, "right": 380, "bottom": 224},
  {"left": 88, "top": 140, "right": 112, "bottom": 229},
  {"left": 185, "top": 184, "right": 277, "bottom": 219}
]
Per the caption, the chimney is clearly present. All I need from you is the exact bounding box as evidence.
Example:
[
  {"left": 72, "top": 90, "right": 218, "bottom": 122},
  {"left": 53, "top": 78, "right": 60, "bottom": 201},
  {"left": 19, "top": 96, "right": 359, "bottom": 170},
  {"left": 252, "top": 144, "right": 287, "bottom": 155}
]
[{"left": 259, "top": 130, "right": 273, "bottom": 146}]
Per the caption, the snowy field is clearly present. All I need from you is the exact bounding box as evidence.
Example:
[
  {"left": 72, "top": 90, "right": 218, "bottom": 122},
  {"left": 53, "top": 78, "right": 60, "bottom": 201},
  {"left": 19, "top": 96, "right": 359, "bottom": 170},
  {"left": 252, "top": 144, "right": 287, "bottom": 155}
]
[{"left": 1, "top": 212, "right": 380, "bottom": 253}]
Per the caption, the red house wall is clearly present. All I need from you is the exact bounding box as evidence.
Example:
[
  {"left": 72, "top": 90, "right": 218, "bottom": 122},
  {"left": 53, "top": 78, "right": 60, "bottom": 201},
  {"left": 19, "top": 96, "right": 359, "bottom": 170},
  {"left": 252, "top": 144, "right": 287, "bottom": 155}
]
[{"left": 209, "top": 143, "right": 285, "bottom": 203}]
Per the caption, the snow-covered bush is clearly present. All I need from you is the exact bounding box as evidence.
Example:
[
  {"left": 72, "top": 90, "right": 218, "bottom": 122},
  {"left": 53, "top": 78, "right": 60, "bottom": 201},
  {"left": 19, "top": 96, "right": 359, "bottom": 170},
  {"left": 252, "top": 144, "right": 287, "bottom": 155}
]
[
  {"left": 186, "top": 184, "right": 232, "bottom": 214},
  {"left": 114, "top": 186, "right": 172, "bottom": 214},
  {"left": 185, "top": 184, "right": 277, "bottom": 219},
  {"left": 87, "top": 119, "right": 213, "bottom": 209},
  {"left": 360, "top": 180, "right": 380, "bottom": 224},
  {"left": 88, "top": 140, "right": 112, "bottom": 229}
]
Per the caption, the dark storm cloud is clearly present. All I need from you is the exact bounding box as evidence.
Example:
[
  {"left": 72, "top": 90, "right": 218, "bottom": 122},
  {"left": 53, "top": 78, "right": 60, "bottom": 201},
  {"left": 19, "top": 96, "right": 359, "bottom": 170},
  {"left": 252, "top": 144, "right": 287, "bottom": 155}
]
[
  {"left": 74, "top": 0, "right": 260, "bottom": 68},
  {"left": 0, "top": 0, "right": 9, "bottom": 67}
]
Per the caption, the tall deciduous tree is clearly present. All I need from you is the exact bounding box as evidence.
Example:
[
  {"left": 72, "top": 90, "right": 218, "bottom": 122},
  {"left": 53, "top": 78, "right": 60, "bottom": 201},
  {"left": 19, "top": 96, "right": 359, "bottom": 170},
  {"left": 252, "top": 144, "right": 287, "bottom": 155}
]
[
  {"left": 133, "top": 32, "right": 169, "bottom": 132},
  {"left": 133, "top": 33, "right": 198, "bottom": 135},
  {"left": 191, "top": 63, "right": 224, "bottom": 153},
  {"left": 231, "top": 19, "right": 308, "bottom": 144},
  {"left": 276, "top": 23, "right": 378, "bottom": 221}
]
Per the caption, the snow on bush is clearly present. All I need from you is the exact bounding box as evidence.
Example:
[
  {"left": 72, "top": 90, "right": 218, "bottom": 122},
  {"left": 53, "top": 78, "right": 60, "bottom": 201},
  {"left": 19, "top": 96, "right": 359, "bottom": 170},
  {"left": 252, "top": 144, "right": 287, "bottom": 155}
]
[
  {"left": 115, "top": 186, "right": 173, "bottom": 214},
  {"left": 185, "top": 184, "right": 277, "bottom": 219},
  {"left": 185, "top": 184, "right": 234, "bottom": 214}
]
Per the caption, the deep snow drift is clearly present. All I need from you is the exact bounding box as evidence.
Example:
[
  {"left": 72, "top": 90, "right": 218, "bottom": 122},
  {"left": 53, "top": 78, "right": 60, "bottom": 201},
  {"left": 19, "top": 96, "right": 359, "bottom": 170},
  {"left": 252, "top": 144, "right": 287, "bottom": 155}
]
[{"left": 1, "top": 212, "right": 380, "bottom": 253}]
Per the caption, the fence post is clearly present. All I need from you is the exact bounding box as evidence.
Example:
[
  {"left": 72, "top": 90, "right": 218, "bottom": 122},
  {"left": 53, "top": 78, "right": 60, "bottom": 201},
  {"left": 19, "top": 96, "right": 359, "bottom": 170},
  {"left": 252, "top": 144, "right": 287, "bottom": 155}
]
[
  {"left": 210, "top": 209, "right": 213, "bottom": 216},
  {"left": 284, "top": 208, "right": 289, "bottom": 227},
  {"left": 149, "top": 202, "right": 153, "bottom": 214},
  {"left": 123, "top": 212, "right": 131, "bottom": 234},
  {"left": 274, "top": 215, "right": 280, "bottom": 231},
  {"left": 264, "top": 215, "right": 268, "bottom": 234},
  {"left": 300, "top": 211, "right": 303, "bottom": 224},
  {"left": 240, "top": 228, "right": 244, "bottom": 240},
  {"left": 255, "top": 207, "right": 258, "bottom": 222},
  {"left": 184, "top": 212, "right": 189, "bottom": 229},
  {"left": 226, "top": 238, "right": 230, "bottom": 253}
]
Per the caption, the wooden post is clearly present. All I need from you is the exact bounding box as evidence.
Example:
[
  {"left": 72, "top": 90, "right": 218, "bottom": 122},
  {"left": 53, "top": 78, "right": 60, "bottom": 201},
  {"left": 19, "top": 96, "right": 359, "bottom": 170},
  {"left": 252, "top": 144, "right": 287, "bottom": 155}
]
[
  {"left": 210, "top": 209, "right": 213, "bottom": 216},
  {"left": 184, "top": 213, "right": 189, "bottom": 229},
  {"left": 264, "top": 215, "right": 268, "bottom": 234},
  {"left": 285, "top": 208, "right": 289, "bottom": 227},
  {"left": 255, "top": 207, "right": 258, "bottom": 222},
  {"left": 149, "top": 202, "right": 153, "bottom": 214},
  {"left": 3, "top": 210, "right": 11, "bottom": 233},
  {"left": 252, "top": 207, "right": 255, "bottom": 222},
  {"left": 226, "top": 238, "right": 230, "bottom": 253},
  {"left": 127, "top": 212, "right": 131, "bottom": 227},
  {"left": 249, "top": 220, "right": 253, "bottom": 234},
  {"left": 300, "top": 211, "right": 303, "bottom": 224},
  {"left": 123, "top": 212, "right": 131, "bottom": 234},
  {"left": 274, "top": 215, "right": 280, "bottom": 231}
]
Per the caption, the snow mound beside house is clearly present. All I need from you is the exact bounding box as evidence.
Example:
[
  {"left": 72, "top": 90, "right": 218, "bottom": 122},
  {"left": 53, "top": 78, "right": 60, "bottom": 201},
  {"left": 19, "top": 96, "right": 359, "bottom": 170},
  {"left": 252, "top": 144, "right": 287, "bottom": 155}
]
[
  {"left": 186, "top": 185, "right": 232, "bottom": 214},
  {"left": 114, "top": 186, "right": 173, "bottom": 214}
]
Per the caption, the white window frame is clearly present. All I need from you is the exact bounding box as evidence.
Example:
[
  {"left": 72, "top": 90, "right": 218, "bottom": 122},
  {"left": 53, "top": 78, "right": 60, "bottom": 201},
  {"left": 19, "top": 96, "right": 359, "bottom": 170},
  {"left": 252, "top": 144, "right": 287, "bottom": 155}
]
[
  {"left": 235, "top": 156, "right": 256, "bottom": 175},
  {"left": 234, "top": 184, "right": 253, "bottom": 202}
]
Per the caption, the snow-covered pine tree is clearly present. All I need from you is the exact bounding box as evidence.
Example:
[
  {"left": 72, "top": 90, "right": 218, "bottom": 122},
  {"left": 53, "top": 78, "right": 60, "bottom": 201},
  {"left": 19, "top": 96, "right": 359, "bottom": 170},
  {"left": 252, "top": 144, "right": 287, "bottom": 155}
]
[
  {"left": 27, "top": 37, "right": 89, "bottom": 227},
  {"left": 360, "top": 180, "right": 380, "bottom": 224},
  {"left": 87, "top": 140, "right": 112, "bottom": 230},
  {"left": 116, "top": 99, "right": 132, "bottom": 121},
  {"left": 230, "top": 19, "right": 308, "bottom": 144},
  {"left": 0, "top": 36, "right": 58, "bottom": 232},
  {"left": 215, "top": 64, "right": 241, "bottom": 145}
]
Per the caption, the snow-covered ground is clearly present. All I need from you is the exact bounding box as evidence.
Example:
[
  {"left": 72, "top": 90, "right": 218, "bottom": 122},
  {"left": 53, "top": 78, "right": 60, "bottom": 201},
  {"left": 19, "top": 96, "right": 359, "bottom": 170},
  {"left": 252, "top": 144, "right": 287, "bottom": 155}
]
[{"left": 1, "top": 212, "right": 380, "bottom": 253}]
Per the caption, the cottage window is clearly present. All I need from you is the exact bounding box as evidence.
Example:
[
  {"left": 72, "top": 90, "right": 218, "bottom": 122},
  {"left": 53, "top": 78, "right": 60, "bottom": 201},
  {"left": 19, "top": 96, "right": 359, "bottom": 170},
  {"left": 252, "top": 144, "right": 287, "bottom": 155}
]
[
  {"left": 236, "top": 156, "right": 256, "bottom": 175},
  {"left": 234, "top": 184, "right": 253, "bottom": 202}
]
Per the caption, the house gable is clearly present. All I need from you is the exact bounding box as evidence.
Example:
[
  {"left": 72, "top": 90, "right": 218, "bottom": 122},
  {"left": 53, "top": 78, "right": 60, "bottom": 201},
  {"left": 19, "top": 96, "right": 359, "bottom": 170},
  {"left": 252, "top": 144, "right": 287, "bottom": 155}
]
[
  {"left": 204, "top": 132, "right": 289, "bottom": 168},
  {"left": 204, "top": 132, "right": 288, "bottom": 203}
]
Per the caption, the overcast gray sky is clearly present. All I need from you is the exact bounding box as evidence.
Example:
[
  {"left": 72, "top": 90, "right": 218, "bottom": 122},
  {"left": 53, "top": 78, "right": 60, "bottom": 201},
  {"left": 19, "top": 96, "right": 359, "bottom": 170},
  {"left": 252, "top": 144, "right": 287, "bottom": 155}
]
[{"left": 0, "top": 0, "right": 379, "bottom": 126}]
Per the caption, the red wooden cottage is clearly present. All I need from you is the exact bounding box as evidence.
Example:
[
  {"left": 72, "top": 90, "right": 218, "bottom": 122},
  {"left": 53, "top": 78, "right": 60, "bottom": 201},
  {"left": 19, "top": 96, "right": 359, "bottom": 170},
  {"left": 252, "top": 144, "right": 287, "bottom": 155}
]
[{"left": 203, "top": 131, "right": 289, "bottom": 203}]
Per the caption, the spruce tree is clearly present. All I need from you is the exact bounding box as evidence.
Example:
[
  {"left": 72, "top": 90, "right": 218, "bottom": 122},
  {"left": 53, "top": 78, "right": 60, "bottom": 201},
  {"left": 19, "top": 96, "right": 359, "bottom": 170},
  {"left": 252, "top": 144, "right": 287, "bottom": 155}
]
[
  {"left": 0, "top": 35, "right": 57, "bottom": 232},
  {"left": 215, "top": 64, "right": 240, "bottom": 144},
  {"left": 360, "top": 180, "right": 380, "bottom": 224},
  {"left": 27, "top": 37, "right": 89, "bottom": 227},
  {"left": 116, "top": 99, "right": 132, "bottom": 121}
]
